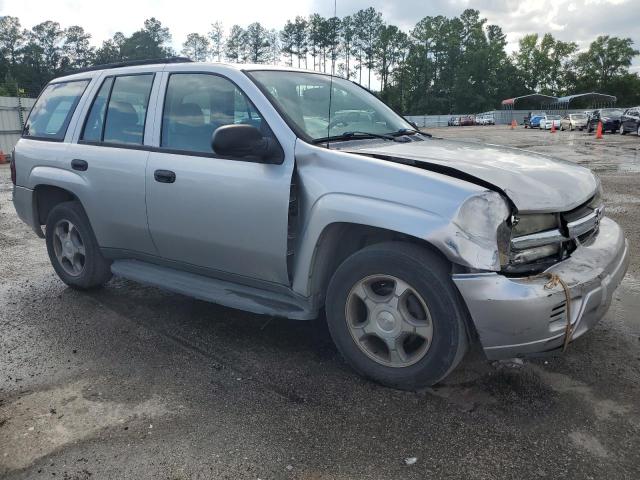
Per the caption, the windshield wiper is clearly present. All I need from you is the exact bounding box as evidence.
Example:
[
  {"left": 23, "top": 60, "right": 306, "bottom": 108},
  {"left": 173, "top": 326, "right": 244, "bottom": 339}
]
[
  {"left": 312, "top": 131, "right": 397, "bottom": 144},
  {"left": 391, "top": 128, "right": 431, "bottom": 138}
]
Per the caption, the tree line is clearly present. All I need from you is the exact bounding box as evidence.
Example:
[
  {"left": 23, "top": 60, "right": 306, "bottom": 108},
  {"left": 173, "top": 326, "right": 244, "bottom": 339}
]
[{"left": 1, "top": 9, "right": 639, "bottom": 113}]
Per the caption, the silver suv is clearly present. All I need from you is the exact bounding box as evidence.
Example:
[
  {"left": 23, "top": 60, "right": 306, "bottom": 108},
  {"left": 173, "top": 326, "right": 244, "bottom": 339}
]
[{"left": 11, "top": 60, "right": 629, "bottom": 389}]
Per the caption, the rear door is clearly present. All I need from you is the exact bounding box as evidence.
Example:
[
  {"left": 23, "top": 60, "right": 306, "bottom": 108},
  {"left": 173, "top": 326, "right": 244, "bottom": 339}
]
[
  {"left": 66, "top": 70, "right": 161, "bottom": 255},
  {"left": 145, "top": 70, "right": 294, "bottom": 285}
]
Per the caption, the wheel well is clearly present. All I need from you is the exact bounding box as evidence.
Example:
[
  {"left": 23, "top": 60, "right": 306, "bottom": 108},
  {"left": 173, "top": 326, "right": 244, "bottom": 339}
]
[
  {"left": 34, "top": 185, "right": 77, "bottom": 225},
  {"left": 308, "top": 223, "right": 451, "bottom": 307}
]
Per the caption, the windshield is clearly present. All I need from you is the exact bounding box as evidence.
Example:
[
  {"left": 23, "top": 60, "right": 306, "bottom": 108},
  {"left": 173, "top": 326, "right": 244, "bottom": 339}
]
[
  {"left": 549, "top": 115, "right": 561, "bottom": 120},
  {"left": 570, "top": 114, "right": 586, "bottom": 119},
  {"left": 248, "top": 71, "right": 413, "bottom": 141},
  {"left": 601, "top": 109, "right": 623, "bottom": 117}
]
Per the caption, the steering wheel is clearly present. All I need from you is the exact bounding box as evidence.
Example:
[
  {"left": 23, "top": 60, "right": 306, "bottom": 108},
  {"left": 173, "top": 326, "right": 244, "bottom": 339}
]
[{"left": 328, "top": 119, "right": 349, "bottom": 130}]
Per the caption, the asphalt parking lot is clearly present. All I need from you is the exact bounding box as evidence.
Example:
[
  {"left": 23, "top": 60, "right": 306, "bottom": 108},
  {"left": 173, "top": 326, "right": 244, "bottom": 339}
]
[{"left": 1, "top": 125, "right": 639, "bottom": 480}]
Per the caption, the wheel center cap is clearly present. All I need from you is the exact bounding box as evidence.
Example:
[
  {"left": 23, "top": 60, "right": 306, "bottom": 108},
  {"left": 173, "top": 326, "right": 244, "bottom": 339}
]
[
  {"left": 376, "top": 311, "right": 397, "bottom": 332},
  {"left": 64, "top": 241, "right": 73, "bottom": 254}
]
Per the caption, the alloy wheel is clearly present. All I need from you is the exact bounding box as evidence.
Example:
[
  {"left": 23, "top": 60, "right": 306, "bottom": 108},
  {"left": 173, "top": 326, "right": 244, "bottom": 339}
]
[
  {"left": 345, "top": 274, "right": 433, "bottom": 368},
  {"left": 52, "top": 219, "right": 86, "bottom": 276}
]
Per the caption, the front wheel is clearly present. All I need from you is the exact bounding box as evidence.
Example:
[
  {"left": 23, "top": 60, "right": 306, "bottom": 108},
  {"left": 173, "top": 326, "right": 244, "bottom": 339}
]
[
  {"left": 325, "top": 242, "right": 469, "bottom": 390},
  {"left": 45, "top": 201, "right": 112, "bottom": 290},
  {"left": 620, "top": 124, "right": 626, "bottom": 135}
]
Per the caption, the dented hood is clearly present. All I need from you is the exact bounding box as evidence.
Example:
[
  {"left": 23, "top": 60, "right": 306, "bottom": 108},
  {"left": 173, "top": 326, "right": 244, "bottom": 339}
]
[{"left": 345, "top": 138, "right": 597, "bottom": 213}]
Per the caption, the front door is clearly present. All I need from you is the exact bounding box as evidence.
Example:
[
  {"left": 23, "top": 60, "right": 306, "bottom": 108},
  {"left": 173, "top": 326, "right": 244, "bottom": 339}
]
[{"left": 145, "top": 72, "right": 293, "bottom": 285}]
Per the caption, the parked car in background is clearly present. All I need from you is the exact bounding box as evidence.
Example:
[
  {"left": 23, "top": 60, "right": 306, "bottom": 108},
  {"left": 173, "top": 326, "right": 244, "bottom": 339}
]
[
  {"left": 460, "top": 115, "right": 475, "bottom": 126},
  {"left": 476, "top": 113, "right": 495, "bottom": 125},
  {"left": 587, "top": 108, "right": 624, "bottom": 133},
  {"left": 539, "top": 114, "right": 562, "bottom": 130},
  {"left": 619, "top": 107, "right": 640, "bottom": 136},
  {"left": 560, "top": 113, "right": 588, "bottom": 131},
  {"left": 524, "top": 115, "right": 543, "bottom": 129},
  {"left": 12, "top": 60, "right": 628, "bottom": 390}
]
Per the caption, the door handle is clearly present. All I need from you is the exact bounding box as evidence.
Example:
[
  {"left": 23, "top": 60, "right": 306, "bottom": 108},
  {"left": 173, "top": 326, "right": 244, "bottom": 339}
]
[
  {"left": 71, "top": 159, "right": 88, "bottom": 171},
  {"left": 154, "top": 169, "right": 176, "bottom": 183}
]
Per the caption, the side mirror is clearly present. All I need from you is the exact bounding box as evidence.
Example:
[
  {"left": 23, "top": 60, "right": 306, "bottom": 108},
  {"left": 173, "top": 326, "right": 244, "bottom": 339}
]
[{"left": 212, "top": 124, "right": 281, "bottom": 163}]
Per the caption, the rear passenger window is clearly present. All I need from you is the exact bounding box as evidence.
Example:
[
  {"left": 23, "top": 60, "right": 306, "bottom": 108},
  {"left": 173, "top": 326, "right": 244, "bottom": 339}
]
[
  {"left": 24, "top": 80, "right": 89, "bottom": 141},
  {"left": 81, "top": 77, "right": 113, "bottom": 142},
  {"left": 82, "top": 74, "right": 154, "bottom": 145},
  {"left": 161, "top": 73, "right": 263, "bottom": 154}
]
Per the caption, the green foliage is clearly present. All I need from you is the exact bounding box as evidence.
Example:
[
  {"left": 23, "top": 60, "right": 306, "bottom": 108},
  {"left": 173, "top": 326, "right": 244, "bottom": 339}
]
[
  {"left": 0, "top": 11, "right": 638, "bottom": 112},
  {"left": 182, "top": 33, "right": 209, "bottom": 62}
]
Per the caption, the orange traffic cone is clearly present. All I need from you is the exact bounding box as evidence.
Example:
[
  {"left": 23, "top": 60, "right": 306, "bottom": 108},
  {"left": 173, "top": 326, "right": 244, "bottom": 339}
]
[
  {"left": 0, "top": 151, "right": 6, "bottom": 164},
  {"left": 551, "top": 122, "right": 556, "bottom": 133},
  {"left": 595, "top": 121, "right": 603, "bottom": 139},
  {"left": 511, "top": 119, "right": 517, "bottom": 129}
]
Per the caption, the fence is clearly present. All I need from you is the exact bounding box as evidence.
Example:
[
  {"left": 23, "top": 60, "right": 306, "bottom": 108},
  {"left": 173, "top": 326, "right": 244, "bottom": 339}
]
[
  {"left": 406, "top": 108, "right": 624, "bottom": 129},
  {"left": 0, "top": 96, "right": 36, "bottom": 157}
]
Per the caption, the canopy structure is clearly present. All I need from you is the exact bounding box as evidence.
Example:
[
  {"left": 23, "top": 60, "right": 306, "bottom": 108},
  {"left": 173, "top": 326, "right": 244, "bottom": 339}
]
[
  {"left": 550, "top": 92, "right": 617, "bottom": 110},
  {"left": 501, "top": 94, "right": 558, "bottom": 110}
]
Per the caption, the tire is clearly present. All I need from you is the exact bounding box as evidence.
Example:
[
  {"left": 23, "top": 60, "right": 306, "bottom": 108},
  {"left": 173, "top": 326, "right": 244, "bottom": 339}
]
[
  {"left": 637, "top": 125, "right": 640, "bottom": 137},
  {"left": 620, "top": 124, "right": 626, "bottom": 135},
  {"left": 45, "top": 201, "right": 112, "bottom": 290},
  {"left": 325, "top": 242, "right": 469, "bottom": 390}
]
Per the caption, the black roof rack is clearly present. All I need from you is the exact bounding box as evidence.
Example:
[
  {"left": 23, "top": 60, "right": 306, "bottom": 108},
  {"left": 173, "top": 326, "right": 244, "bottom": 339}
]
[{"left": 70, "top": 57, "right": 193, "bottom": 74}]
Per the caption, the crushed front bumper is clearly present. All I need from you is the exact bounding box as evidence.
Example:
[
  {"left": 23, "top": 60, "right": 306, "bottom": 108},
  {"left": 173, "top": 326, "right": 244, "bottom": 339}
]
[{"left": 453, "top": 217, "right": 629, "bottom": 359}]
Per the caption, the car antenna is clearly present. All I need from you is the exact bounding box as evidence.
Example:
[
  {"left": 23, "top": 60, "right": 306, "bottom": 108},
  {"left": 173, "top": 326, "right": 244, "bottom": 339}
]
[{"left": 326, "top": 0, "right": 337, "bottom": 149}]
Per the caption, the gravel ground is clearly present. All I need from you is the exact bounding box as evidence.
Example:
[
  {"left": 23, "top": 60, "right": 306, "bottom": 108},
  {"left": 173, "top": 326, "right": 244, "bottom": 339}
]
[{"left": 1, "top": 126, "right": 639, "bottom": 480}]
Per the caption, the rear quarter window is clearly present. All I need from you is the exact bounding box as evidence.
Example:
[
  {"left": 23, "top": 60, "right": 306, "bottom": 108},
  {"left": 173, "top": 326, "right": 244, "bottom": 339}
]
[{"left": 23, "top": 80, "right": 89, "bottom": 141}]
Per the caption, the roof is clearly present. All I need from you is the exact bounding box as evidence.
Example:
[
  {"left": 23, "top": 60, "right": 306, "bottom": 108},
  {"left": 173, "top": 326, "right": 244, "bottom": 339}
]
[
  {"left": 50, "top": 61, "right": 332, "bottom": 84},
  {"left": 501, "top": 94, "right": 558, "bottom": 106},
  {"left": 553, "top": 92, "right": 617, "bottom": 104}
]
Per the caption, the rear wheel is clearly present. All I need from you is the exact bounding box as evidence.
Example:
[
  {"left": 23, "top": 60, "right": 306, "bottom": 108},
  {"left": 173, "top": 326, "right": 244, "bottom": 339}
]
[
  {"left": 620, "top": 124, "right": 626, "bottom": 135},
  {"left": 325, "top": 242, "right": 469, "bottom": 390},
  {"left": 45, "top": 201, "right": 112, "bottom": 290}
]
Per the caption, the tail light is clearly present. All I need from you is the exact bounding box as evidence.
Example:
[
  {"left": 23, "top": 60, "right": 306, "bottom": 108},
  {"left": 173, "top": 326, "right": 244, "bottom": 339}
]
[{"left": 10, "top": 148, "right": 16, "bottom": 185}]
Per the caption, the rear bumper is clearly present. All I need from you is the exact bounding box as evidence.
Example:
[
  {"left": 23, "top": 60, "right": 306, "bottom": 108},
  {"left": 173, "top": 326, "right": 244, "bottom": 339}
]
[
  {"left": 12, "top": 185, "right": 42, "bottom": 237},
  {"left": 453, "top": 217, "right": 629, "bottom": 359}
]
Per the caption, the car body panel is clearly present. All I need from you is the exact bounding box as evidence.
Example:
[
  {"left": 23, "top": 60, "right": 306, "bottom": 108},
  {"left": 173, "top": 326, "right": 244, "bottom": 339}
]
[
  {"left": 453, "top": 217, "right": 629, "bottom": 358},
  {"left": 290, "top": 139, "right": 489, "bottom": 296},
  {"left": 339, "top": 137, "right": 598, "bottom": 213},
  {"left": 140, "top": 65, "right": 298, "bottom": 284}
]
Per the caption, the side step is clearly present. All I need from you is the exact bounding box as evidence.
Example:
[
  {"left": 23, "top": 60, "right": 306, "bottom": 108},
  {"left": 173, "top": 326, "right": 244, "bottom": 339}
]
[{"left": 110, "top": 260, "right": 316, "bottom": 320}]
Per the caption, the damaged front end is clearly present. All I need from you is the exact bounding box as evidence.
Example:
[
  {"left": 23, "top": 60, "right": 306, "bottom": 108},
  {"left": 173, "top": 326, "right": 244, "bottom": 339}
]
[{"left": 449, "top": 183, "right": 629, "bottom": 359}]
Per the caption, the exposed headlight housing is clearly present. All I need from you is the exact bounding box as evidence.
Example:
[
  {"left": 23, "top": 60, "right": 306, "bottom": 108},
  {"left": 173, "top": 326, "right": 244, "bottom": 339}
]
[{"left": 506, "top": 179, "right": 605, "bottom": 273}]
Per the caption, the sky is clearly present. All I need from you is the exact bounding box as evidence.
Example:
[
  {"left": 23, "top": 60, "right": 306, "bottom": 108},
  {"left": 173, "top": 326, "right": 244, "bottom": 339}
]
[{"left": 1, "top": 0, "right": 639, "bottom": 73}]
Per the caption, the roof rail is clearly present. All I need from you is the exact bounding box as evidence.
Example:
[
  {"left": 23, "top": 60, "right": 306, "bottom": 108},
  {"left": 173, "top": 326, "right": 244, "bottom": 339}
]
[{"left": 71, "top": 57, "right": 193, "bottom": 74}]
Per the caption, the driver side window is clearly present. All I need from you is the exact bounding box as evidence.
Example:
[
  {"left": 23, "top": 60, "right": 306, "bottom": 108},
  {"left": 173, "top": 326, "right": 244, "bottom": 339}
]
[{"left": 161, "top": 73, "right": 263, "bottom": 154}]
